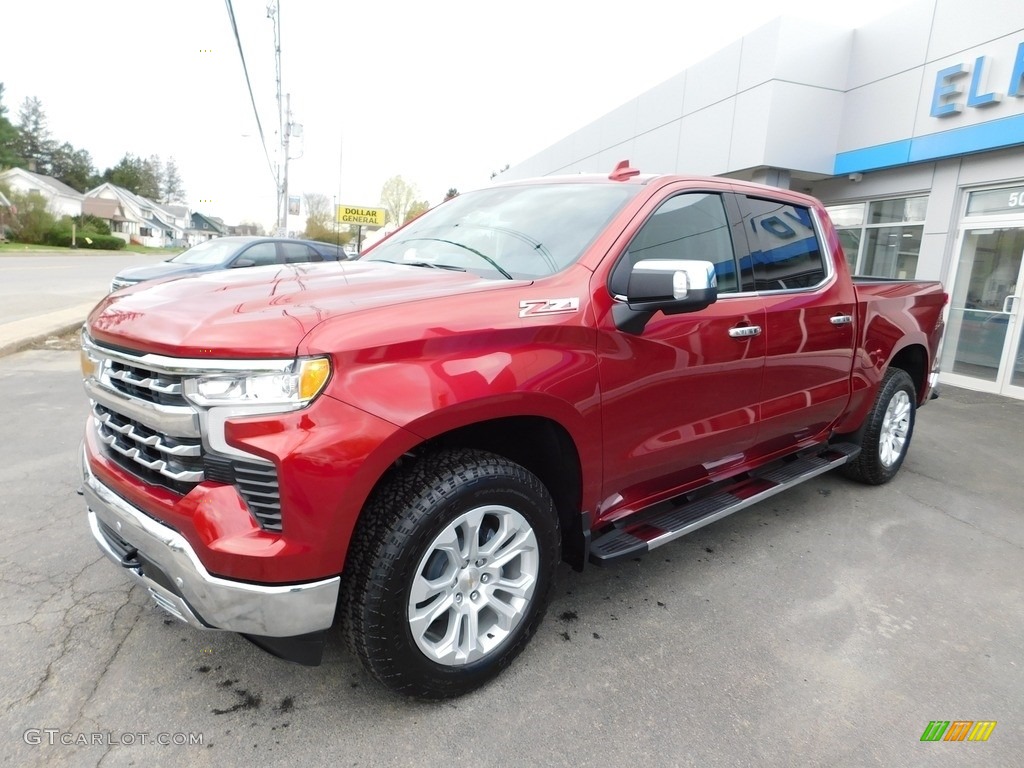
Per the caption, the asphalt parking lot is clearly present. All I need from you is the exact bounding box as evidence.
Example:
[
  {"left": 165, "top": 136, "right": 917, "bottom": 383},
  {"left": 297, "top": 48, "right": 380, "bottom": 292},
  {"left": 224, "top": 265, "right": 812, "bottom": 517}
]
[{"left": 1, "top": 348, "right": 1021, "bottom": 767}]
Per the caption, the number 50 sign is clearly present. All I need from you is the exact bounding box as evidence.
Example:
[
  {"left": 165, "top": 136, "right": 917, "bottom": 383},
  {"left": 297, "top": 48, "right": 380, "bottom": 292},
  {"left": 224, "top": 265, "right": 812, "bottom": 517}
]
[{"left": 967, "top": 187, "right": 1024, "bottom": 216}]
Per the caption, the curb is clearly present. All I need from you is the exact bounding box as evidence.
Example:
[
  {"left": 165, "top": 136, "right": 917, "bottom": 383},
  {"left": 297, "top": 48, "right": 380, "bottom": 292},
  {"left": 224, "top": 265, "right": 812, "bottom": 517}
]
[
  {"left": 0, "top": 319, "right": 85, "bottom": 358},
  {"left": 0, "top": 303, "right": 95, "bottom": 358}
]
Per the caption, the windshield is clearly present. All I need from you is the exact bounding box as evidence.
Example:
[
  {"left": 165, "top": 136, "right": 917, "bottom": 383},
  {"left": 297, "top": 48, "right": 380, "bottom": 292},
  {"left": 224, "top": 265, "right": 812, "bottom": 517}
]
[
  {"left": 362, "top": 183, "right": 638, "bottom": 279},
  {"left": 170, "top": 239, "right": 243, "bottom": 265}
]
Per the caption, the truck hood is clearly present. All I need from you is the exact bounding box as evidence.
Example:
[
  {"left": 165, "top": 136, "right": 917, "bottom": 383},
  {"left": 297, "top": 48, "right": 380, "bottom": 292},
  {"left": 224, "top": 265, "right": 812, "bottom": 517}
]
[{"left": 87, "top": 261, "right": 524, "bottom": 358}]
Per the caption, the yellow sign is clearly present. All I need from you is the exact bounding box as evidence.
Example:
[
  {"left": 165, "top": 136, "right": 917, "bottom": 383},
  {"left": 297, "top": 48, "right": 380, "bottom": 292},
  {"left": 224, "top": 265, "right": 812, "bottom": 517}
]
[{"left": 336, "top": 205, "right": 386, "bottom": 227}]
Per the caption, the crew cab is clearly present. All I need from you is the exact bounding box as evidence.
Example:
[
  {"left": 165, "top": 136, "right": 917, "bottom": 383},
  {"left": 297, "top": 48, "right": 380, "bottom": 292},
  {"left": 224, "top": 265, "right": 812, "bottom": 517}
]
[{"left": 79, "top": 164, "right": 947, "bottom": 699}]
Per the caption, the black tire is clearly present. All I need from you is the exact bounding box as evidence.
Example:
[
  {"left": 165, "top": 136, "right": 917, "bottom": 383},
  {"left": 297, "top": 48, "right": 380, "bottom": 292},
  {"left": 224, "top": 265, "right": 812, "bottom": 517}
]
[
  {"left": 341, "top": 448, "right": 560, "bottom": 699},
  {"left": 842, "top": 367, "right": 917, "bottom": 485}
]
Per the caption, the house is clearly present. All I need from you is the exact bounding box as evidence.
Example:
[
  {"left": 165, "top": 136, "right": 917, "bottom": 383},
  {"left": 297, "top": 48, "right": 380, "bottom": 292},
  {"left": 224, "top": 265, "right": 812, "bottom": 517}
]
[
  {"left": 84, "top": 183, "right": 185, "bottom": 247},
  {"left": 0, "top": 167, "right": 84, "bottom": 217},
  {"left": 228, "top": 222, "right": 262, "bottom": 236},
  {"left": 189, "top": 212, "right": 228, "bottom": 243},
  {"left": 159, "top": 203, "right": 191, "bottom": 246},
  {"left": 82, "top": 197, "right": 129, "bottom": 234}
]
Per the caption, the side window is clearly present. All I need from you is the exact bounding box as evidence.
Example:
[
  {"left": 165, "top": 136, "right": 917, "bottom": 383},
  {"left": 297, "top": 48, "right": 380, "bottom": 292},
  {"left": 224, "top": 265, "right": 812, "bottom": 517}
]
[
  {"left": 610, "top": 193, "right": 739, "bottom": 296},
  {"left": 238, "top": 242, "right": 278, "bottom": 266},
  {"left": 741, "top": 197, "right": 827, "bottom": 290},
  {"left": 281, "top": 242, "right": 318, "bottom": 263}
]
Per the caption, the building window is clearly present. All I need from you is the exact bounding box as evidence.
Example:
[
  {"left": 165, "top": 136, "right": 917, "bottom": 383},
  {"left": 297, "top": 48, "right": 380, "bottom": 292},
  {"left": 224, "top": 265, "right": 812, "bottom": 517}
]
[
  {"left": 140, "top": 227, "right": 152, "bottom": 237},
  {"left": 826, "top": 196, "right": 927, "bottom": 278}
]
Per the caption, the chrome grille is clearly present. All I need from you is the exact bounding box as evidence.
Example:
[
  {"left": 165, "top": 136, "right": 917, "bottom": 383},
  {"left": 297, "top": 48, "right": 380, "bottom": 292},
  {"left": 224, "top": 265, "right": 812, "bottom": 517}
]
[
  {"left": 106, "top": 360, "right": 186, "bottom": 406},
  {"left": 85, "top": 337, "right": 284, "bottom": 532},
  {"left": 94, "top": 404, "right": 203, "bottom": 494}
]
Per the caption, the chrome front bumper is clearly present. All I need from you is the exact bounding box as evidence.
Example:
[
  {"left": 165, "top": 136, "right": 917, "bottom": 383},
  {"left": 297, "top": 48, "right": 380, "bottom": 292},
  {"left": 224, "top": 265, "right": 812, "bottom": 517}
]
[{"left": 82, "top": 450, "right": 340, "bottom": 637}]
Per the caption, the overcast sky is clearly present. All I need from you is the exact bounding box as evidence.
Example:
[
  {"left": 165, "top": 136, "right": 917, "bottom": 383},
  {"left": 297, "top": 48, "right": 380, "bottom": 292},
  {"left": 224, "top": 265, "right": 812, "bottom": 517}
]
[{"left": 2, "top": 0, "right": 915, "bottom": 229}]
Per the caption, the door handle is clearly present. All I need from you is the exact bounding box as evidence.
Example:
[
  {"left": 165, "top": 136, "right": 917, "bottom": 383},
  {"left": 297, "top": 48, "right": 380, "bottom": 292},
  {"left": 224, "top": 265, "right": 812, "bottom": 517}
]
[
  {"left": 1003, "top": 295, "right": 1019, "bottom": 314},
  {"left": 830, "top": 315, "right": 853, "bottom": 326},
  {"left": 728, "top": 325, "right": 762, "bottom": 338}
]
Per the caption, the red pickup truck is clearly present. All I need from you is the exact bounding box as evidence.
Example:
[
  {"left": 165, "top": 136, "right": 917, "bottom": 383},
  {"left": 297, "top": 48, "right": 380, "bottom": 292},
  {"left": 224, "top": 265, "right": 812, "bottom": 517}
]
[{"left": 80, "top": 165, "right": 946, "bottom": 699}]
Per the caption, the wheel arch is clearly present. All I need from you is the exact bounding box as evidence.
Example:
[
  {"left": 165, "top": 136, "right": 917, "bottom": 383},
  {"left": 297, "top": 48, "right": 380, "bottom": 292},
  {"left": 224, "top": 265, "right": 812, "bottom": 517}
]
[
  {"left": 888, "top": 343, "right": 929, "bottom": 404},
  {"left": 358, "top": 414, "right": 589, "bottom": 571}
]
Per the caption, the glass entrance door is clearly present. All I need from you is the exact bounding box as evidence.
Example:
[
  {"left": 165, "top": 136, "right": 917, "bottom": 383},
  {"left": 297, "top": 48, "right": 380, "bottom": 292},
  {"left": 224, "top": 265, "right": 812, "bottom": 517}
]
[{"left": 942, "top": 227, "right": 1024, "bottom": 395}]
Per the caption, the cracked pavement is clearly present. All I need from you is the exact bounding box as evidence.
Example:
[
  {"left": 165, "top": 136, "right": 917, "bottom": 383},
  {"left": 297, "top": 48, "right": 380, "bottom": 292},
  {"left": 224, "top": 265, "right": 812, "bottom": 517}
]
[{"left": 1, "top": 349, "right": 1022, "bottom": 767}]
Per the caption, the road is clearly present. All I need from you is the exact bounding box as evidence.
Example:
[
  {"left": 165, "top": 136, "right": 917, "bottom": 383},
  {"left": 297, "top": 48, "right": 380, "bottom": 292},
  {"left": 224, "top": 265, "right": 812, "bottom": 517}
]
[
  {"left": 1, "top": 349, "right": 1022, "bottom": 767},
  {"left": 0, "top": 251, "right": 169, "bottom": 324}
]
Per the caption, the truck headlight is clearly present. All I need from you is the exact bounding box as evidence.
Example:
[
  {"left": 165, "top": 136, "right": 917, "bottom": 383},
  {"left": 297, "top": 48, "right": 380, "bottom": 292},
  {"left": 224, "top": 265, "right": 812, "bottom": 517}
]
[
  {"left": 182, "top": 357, "right": 331, "bottom": 409},
  {"left": 80, "top": 329, "right": 101, "bottom": 380}
]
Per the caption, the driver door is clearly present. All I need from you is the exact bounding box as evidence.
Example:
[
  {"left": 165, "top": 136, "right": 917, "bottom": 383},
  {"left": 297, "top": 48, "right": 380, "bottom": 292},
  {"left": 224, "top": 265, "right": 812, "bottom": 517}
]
[{"left": 595, "top": 190, "right": 765, "bottom": 522}]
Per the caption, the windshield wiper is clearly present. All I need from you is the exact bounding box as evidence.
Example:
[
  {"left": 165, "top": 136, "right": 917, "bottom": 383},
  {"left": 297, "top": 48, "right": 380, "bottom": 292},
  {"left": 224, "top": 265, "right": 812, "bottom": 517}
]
[
  {"left": 372, "top": 258, "right": 467, "bottom": 273},
  {"left": 402, "top": 238, "right": 514, "bottom": 280}
]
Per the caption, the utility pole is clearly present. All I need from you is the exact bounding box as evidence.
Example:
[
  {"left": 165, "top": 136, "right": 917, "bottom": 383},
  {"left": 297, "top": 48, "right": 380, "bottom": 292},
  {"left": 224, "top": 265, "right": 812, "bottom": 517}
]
[
  {"left": 268, "top": 0, "right": 285, "bottom": 234},
  {"left": 282, "top": 93, "right": 291, "bottom": 236},
  {"left": 267, "top": 1, "right": 300, "bottom": 236}
]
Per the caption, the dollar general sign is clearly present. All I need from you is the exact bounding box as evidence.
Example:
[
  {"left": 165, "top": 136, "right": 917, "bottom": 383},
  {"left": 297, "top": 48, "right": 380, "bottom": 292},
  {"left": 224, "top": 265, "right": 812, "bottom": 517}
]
[{"left": 336, "top": 206, "right": 386, "bottom": 227}]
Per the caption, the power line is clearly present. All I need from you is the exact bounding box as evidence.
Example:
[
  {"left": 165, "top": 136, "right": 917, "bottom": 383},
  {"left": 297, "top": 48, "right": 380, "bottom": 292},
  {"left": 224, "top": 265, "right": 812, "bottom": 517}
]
[{"left": 224, "top": 0, "right": 276, "bottom": 186}]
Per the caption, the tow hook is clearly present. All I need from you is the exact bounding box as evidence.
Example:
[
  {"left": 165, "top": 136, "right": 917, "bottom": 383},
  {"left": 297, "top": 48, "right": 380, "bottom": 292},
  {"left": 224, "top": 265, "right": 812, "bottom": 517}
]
[{"left": 120, "top": 547, "right": 142, "bottom": 570}]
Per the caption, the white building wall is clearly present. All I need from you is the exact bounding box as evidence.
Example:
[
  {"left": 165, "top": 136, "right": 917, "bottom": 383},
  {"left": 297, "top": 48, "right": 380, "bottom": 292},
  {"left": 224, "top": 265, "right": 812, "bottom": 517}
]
[
  {"left": 499, "top": 0, "right": 1024, "bottom": 398},
  {"left": 503, "top": 16, "right": 855, "bottom": 181}
]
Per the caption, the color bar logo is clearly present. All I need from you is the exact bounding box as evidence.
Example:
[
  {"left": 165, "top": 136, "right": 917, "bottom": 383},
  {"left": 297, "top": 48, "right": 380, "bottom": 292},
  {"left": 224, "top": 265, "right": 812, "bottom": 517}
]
[{"left": 920, "top": 721, "right": 997, "bottom": 742}]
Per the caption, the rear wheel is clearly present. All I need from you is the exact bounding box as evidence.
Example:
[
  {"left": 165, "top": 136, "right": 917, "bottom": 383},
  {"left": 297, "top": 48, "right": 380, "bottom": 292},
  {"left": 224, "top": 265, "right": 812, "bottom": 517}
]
[
  {"left": 842, "top": 367, "right": 917, "bottom": 485},
  {"left": 342, "top": 449, "right": 559, "bottom": 699}
]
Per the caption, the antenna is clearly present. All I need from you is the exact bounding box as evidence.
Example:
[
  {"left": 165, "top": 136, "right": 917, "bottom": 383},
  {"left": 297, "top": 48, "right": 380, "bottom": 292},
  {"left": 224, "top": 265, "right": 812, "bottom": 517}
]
[{"left": 609, "top": 160, "right": 640, "bottom": 181}]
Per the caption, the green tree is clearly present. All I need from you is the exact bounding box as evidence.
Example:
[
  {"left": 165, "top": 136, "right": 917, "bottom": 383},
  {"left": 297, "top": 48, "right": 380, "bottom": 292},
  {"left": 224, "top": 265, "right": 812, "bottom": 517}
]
[
  {"left": 162, "top": 156, "right": 186, "bottom": 202},
  {"left": 16, "top": 96, "right": 54, "bottom": 173},
  {"left": 444, "top": 187, "right": 459, "bottom": 201},
  {"left": 379, "top": 175, "right": 419, "bottom": 227},
  {"left": 0, "top": 84, "right": 19, "bottom": 169},
  {"left": 5, "top": 189, "right": 56, "bottom": 244},
  {"left": 49, "top": 142, "right": 96, "bottom": 192},
  {"left": 103, "top": 153, "right": 162, "bottom": 199},
  {"left": 70, "top": 213, "right": 111, "bottom": 235}
]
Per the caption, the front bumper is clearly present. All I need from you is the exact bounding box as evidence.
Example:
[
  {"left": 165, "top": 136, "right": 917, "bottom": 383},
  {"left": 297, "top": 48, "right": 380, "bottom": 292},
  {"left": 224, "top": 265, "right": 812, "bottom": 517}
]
[{"left": 82, "top": 449, "right": 340, "bottom": 638}]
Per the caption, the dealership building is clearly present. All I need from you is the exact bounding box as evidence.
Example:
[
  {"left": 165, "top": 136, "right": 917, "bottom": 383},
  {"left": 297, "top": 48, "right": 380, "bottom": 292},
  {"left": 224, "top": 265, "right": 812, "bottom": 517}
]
[{"left": 503, "top": 0, "right": 1024, "bottom": 399}]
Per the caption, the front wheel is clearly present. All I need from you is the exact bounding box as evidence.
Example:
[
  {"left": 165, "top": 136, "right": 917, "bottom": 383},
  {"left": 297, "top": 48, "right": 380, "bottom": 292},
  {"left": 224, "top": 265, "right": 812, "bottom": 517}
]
[
  {"left": 842, "top": 367, "right": 917, "bottom": 485},
  {"left": 342, "top": 449, "right": 560, "bottom": 699}
]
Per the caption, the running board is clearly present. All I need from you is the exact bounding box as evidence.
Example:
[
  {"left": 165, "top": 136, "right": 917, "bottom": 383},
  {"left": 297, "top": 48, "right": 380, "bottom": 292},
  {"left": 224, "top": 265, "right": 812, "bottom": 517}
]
[{"left": 589, "top": 443, "right": 860, "bottom": 565}]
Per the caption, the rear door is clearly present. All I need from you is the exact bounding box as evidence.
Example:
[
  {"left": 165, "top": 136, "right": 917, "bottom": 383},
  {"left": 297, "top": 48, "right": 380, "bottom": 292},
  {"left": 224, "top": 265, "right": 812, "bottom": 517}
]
[
  {"left": 280, "top": 241, "right": 323, "bottom": 264},
  {"left": 736, "top": 194, "right": 856, "bottom": 453},
  {"left": 596, "top": 188, "right": 766, "bottom": 519}
]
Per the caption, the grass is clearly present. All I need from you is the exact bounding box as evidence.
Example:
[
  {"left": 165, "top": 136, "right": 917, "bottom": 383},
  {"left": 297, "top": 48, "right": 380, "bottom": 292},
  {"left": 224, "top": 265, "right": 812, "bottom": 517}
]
[
  {"left": 0, "top": 241, "right": 184, "bottom": 256},
  {"left": 0, "top": 242, "right": 68, "bottom": 252}
]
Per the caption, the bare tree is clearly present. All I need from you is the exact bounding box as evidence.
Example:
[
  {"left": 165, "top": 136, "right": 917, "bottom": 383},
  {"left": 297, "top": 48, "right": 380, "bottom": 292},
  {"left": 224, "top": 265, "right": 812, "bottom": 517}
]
[
  {"left": 303, "top": 192, "right": 335, "bottom": 241},
  {"left": 380, "top": 176, "right": 419, "bottom": 226}
]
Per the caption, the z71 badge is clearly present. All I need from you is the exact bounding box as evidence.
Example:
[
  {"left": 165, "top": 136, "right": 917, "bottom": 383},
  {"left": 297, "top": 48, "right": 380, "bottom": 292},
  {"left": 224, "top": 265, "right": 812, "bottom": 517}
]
[{"left": 518, "top": 298, "right": 581, "bottom": 318}]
